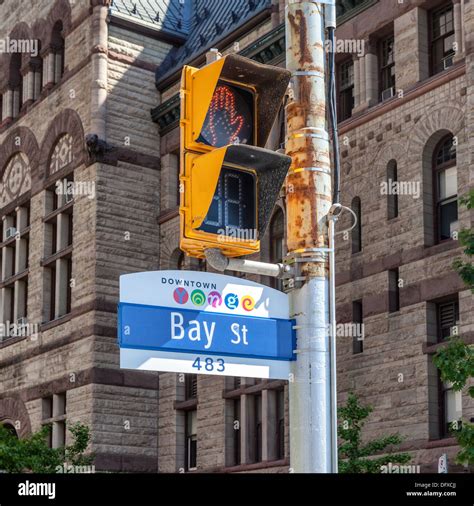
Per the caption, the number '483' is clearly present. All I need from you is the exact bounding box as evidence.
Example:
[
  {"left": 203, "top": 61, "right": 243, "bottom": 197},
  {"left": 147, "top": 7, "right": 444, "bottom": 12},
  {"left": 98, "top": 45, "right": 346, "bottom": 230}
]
[{"left": 192, "top": 357, "right": 225, "bottom": 372}]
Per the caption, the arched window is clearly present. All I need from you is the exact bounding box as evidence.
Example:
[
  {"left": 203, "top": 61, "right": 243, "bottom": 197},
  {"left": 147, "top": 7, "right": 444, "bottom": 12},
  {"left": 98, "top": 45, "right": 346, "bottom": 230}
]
[
  {"left": 0, "top": 153, "right": 31, "bottom": 338},
  {"left": 30, "top": 41, "right": 43, "bottom": 100},
  {"left": 177, "top": 251, "right": 185, "bottom": 271},
  {"left": 9, "top": 53, "right": 23, "bottom": 117},
  {"left": 351, "top": 197, "right": 361, "bottom": 254},
  {"left": 1, "top": 422, "right": 18, "bottom": 438},
  {"left": 433, "top": 135, "right": 457, "bottom": 242},
  {"left": 270, "top": 208, "right": 284, "bottom": 290},
  {"left": 387, "top": 160, "right": 398, "bottom": 220},
  {"left": 51, "top": 21, "right": 65, "bottom": 83}
]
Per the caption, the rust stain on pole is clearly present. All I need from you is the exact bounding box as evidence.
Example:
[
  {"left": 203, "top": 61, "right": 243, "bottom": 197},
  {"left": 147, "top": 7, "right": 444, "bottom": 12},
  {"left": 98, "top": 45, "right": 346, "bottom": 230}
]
[{"left": 286, "top": 0, "right": 331, "bottom": 276}]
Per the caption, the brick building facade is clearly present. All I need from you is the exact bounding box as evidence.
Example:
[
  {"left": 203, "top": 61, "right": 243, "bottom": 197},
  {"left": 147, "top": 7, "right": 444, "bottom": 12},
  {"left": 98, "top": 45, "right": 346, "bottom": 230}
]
[{"left": 0, "top": 0, "right": 472, "bottom": 474}]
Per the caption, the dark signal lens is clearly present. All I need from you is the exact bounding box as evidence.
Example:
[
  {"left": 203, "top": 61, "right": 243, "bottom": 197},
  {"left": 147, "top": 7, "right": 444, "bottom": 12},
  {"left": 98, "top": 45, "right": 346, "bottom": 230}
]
[
  {"left": 198, "top": 167, "right": 256, "bottom": 239},
  {"left": 198, "top": 81, "right": 254, "bottom": 148}
]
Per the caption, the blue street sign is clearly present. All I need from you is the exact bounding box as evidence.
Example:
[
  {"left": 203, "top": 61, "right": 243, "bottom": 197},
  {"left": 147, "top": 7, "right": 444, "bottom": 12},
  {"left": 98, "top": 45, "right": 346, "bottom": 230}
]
[{"left": 118, "top": 302, "right": 296, "bottom": 361}]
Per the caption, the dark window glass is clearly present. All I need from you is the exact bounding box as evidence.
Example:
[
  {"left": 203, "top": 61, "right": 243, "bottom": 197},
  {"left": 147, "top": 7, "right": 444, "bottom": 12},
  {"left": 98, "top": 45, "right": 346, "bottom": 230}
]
[
  {"left": 437, "top": 299, "right": 459, "bottom": 341},
  {"left": 387, "top": 161, "right": 399, "bottom": 219},
  {"left": 430, "top": 4, "right": 455, "bottom": 75},
  {"left": 351, "top": 197, "right": 361, "bottom": 253},
  {"left": 177, "top": 251, "right": 185, "bottom": 271},
  {"left": 233, "top": 398, "right": 241, "bottom": 466},
  {"left": 9, "top": 53, "right": 23, "bottom": 111},
  {"left": 433, "top": 136, "right": 457, "bottom": 242},
  {"left": 276, "top": 389, "right": 285, "bottom": 460},
  {"left": 440, "top": 379, "right": 462, "bottom": 437},
  {"left": 198, "top": 81, "right": 254, "bottom": 147},
  {"left": 49, "top": 264, "right": 56, "bottom": 322},
  {"left": 185, "top": 374, "right": 197, "bottom": 400},
  {"left": 66, "top": 257, "right": 72, "bottom": 315},
  {"left": 388, "top": 268, "right": 400, "bottom": 313},
  {"left": 338, "top": 60, "right": 354, "bottom": 121},
  {"left": 198, "top": 167, "right": 256, "bottom": 237},
  {"left": 352, "top": 300, "right": 363, "bottom": 354},
  {"left": 380, "top": 35, "right": 395, "bottom": 100},
  {"left": 254, "top": 394, "right": 262, "bottom": 463},
  {"left": 185, "top": 410, "right": 197, "bottom": 471}
]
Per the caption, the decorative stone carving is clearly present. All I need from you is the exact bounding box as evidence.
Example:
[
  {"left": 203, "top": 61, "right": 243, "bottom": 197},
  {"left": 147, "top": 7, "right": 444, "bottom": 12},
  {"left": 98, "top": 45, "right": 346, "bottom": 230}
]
[
  {"left": 0, "top": 152, "right": 31, "bottom": 208},
  {"left": 49, "top": 133, "right": 73, "bottom": 174}
]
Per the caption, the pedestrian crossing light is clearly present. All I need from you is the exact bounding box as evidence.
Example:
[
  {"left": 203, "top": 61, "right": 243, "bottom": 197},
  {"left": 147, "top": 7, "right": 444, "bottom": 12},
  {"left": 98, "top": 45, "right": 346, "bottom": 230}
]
[{"left": 179, "top": 54, "right": 291, "bottom": 258}]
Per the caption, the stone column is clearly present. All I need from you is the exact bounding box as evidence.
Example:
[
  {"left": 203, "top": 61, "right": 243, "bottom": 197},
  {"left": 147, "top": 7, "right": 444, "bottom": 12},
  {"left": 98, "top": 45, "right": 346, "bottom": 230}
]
[
  {"left": 1, "top": 89, "right": 13, "bottom": 122},
  {"left": 262, "top": 389, "right": 277, "bottom": 462},
  {"left": 89, "top": 1, "right": 109, "bottom": 142},
  {"left": 353, "top": 56, "right": 361, "bottom": 108},
  {"left": 365, "top": 40, "right": 379, "bottom": 106},
  {"left": 453, "top": 0, "right": 465, "bottom": 61},
  {"left": 41, "top": 49, "right": 55, "bottom": 88},
  {"left": 353, "top": 54, "right": 366, "bottom": 114},
  {"left": 21, "top": 67, "right": 35, "bottom": 107},
  {"left": 394, "top": 7, "right": 429, "bottom": 90}
]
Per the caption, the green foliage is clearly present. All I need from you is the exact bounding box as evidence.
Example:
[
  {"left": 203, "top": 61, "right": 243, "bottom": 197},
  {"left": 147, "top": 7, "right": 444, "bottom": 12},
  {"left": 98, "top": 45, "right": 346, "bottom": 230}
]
[
  {"left": 338, "top": 393, "right": 411, "bottom": 473},
  {"left": 452, "top": 190, "right": 474, "bottom": 293},
  {"left": 0, "top": 422, "right": 93, "bottom": 473},
  {"left": 434, "top": 189, "right": 474, "bottom": 466},
  {"left": 433, "top": 338, "right": 474, "bottom": 392}
]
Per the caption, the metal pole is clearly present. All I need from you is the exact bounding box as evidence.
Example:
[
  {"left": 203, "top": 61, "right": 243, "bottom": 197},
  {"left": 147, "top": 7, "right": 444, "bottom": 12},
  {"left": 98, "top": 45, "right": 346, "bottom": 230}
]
[
  {"left": 285, "top": 0, "right": 333, "bottom": 473},
  {"left": 328, "top": 206, "right": 339, "bottom": 473}
]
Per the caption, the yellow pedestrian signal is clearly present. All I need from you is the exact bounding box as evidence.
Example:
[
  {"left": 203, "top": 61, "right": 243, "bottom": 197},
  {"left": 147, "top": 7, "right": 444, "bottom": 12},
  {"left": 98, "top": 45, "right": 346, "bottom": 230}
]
[{"left": 180, "top": 54, "right": 291, "bottom": 258}]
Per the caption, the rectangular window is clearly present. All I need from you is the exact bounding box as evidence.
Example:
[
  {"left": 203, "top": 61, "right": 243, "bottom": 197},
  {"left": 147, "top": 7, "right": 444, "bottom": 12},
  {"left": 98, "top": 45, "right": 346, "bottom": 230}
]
[
  {"left": 233, "top": 398, "right": 241, "bottom": 466},
  {"left": 42, "top": 393, "right": 66, "bottom": 448},
  {"left": 185, "top": 374, "right": 197, "bottom": 400},
  {"left": 387, "top": 162, "right": 399, "bottom": 220},
  {"left": 430, "top": 4, "right": 455, "bottom": 75},
  {"left": 388, "top": 268, "right": 400, "bottom": 313},
  {"left": 436, "top": 167, "right": 458, "bottom": 241},
  {"left": 0, "top": 205, "right": 30, "bottom": 337},
  {"left": 253, "top": 394, "right": 262, "bottom": 463},
  {"left": 351, "top": 198, "right": 361, "bottom": 254},
  {"left": 338, "top": 60, "right": 354, "bottom": 121},
  {"left": 437, "top": 299, "right": 459, "bottom": 341},
  {"left": 185, "top": 410, "right": 197, "bottom": 471},
  {"left": 43, "top": 179, "right": 73, "bottom": 322},
  {"left": 441, "top": 380, "right": 462, "bottom": 437},
  {"left": 352, "top": 300, "right": 363, "bottom": 354},
  {"left": 276, "top": 388, "right": 285, "bottom": 460},
  {"left": 380, "top": 35, "right": 395, "bottom": 101}
]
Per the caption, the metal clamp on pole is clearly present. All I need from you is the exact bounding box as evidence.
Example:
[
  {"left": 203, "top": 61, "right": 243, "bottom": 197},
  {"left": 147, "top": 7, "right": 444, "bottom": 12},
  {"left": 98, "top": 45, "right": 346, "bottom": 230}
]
[{"left": 204, "top": 248, "right": 293, "bottom": 279}]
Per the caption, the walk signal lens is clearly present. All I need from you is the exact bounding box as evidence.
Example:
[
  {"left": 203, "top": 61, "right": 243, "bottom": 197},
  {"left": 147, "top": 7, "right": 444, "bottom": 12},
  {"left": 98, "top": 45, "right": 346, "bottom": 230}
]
[
  {"left": 197, "top": 167, "right": 256, "bottom": 237},
  {"left": 197, "top": 81, "right": 254, "bottom": 148}
]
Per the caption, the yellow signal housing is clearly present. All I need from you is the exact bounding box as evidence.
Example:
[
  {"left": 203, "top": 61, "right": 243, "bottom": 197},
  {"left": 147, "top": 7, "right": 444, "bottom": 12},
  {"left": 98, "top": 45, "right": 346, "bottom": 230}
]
[{"left": 179, "top": 54, "right": 291, "bottom": 259}]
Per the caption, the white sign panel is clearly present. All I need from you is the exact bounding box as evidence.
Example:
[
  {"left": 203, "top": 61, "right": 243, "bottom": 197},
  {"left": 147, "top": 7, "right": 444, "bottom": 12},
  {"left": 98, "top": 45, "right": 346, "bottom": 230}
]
[
  {"left": 120, "top": 270, "right": 290, "bottom": 319},
  {"left": 120, "top": 348, "right": 292, "bottom": 380},
  {"left": 119, "top": 271, "right": 294, "bottom": 379}
]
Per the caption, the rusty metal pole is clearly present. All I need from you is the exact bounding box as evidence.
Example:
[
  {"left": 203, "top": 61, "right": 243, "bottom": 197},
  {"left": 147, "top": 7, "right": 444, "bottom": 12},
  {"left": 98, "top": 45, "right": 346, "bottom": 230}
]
[{"left": 285, "top": 0, "right": 334, "bottom": 473}]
